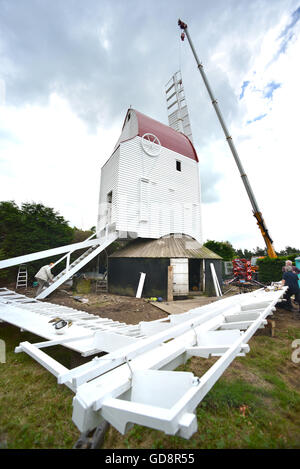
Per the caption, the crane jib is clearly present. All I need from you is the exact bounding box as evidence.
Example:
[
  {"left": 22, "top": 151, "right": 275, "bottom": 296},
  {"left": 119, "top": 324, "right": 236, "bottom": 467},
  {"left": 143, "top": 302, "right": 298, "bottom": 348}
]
[{"left": 178, "top": 19, "right": 277, "bottom": 258}]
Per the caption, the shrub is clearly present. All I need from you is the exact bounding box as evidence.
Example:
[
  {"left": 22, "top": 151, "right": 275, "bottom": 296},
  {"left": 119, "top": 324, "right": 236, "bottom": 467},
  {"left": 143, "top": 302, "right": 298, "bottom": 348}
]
[{"left": 257, "top": 254, "right": 300, "bottom": 284}]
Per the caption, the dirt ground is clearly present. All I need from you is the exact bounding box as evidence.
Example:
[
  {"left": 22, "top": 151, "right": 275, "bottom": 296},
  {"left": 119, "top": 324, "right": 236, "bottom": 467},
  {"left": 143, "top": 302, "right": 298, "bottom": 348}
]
[
  {"left": 6, "top": 283, "right": 169, "bottom": 325},
  {"left": 5, "top": 282, "right": 300, "bottom": 330}
]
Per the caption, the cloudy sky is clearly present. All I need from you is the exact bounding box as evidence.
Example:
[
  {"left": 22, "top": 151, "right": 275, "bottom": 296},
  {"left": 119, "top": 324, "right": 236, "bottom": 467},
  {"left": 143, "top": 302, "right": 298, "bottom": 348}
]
[{"left": 0, "top": 0, "right": 299, "bottom": 252}]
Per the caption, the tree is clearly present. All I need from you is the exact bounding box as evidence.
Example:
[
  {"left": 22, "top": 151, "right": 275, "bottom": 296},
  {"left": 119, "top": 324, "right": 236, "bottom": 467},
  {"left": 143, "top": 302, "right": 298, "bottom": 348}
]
[
  {"left": 239, "top": 248, "right": 255, "bottom": 260},
  {"left": 20, "top": 202, "right": 74, "bottom": 254},
  {"left": 0, "top": 201, "right": 21, "bottom": 247},
  {"left": 72, "top": 227, "right": 94, "bottom": 244},
  {"left": 233, "top": 247, "right": 264, "bottom": 259},
  {"left": 203, "top": 240, "right": 236, "bottom": 261},
  {"left": 234, "top": 248, "right": 245, "bottom": 259},
  {"left": 252, "top": 246, "right": 267, "bottom": 256},
  {"left": 278, "top": 246, "right": 300, "bottom": 256},
  {"left": 0, "top": 201, "right": 74, "bottom": 281}
]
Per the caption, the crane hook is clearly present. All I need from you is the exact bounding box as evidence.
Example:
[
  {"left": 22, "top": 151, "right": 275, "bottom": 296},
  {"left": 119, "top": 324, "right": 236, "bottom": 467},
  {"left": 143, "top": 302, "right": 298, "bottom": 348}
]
[
  {"left": 178, "top": 19, "right": 187, "bottom": 41},
  {"left": 178, "top": 19, "right": 187, "bottom": 30}
]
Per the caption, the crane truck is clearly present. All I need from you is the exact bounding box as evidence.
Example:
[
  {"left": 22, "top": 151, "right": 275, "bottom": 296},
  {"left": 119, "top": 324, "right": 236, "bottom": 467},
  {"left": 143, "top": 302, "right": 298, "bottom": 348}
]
[{"left": 178, "top": 19, "right": 277, "bottom": 259}]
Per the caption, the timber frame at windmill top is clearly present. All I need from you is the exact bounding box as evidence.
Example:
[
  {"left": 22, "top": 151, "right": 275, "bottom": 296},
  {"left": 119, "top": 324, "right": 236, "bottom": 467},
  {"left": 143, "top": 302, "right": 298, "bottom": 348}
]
[{"left": 0, "top": 285, "right": 286, "bottom": 439}]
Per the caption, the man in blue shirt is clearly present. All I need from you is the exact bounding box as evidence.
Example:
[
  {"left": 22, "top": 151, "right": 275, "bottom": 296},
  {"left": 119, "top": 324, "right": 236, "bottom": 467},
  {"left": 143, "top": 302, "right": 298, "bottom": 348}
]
[{"left": 282, "top": 265, "right": 300, "bottom": 313}]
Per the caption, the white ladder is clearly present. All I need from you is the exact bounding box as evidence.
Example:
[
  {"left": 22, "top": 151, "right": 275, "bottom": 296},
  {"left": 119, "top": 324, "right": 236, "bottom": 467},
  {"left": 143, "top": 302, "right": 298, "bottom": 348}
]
[
  {"left": 36, "top": 234, "right": 117, "bottom": 299},
  {"left": 16, "top": 265, "right": 28, "bottom": 289}
]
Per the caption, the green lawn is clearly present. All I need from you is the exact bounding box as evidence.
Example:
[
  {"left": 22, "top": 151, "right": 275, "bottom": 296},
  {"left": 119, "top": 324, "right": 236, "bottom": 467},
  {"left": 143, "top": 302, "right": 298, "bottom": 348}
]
[
  {"left": 0, "top": 317, "right": 300, "bottom": 449},
  {"left": 0, "top": 325, "right": 80, "bottom": 449}
]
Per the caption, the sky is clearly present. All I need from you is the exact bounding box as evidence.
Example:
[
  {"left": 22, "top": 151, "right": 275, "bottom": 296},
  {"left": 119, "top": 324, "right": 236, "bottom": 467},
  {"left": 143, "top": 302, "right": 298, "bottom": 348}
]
[{"left": 0, "top": 0, "right": 299, "bottom": 252}]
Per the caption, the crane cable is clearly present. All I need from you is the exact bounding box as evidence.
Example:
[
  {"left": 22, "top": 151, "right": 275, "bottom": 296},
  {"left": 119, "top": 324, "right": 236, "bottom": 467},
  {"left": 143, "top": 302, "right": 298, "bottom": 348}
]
[{"left": 178, "top": 29, "right": 183, "bottom": 74}]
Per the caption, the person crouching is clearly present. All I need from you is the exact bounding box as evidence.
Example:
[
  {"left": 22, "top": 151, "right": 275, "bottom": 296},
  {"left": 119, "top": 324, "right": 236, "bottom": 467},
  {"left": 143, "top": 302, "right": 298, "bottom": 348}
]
[
  {"left": 35, "top": 263, "right": 54, "bottom": 296},
  {"left": 281, "top": 265, "right": 300, "bottom": 314}
]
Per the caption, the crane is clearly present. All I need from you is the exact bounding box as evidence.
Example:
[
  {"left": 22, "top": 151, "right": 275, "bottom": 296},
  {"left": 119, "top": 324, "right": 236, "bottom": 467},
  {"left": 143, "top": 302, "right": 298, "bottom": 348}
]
[{"left": 178, "top": 19, "right": 277, "bottom": 259}]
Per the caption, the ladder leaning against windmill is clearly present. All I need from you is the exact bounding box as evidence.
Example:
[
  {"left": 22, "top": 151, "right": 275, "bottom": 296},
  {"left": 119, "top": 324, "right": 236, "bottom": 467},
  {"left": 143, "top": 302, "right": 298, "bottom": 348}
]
[{"left": 0, "top": 231, "right": 118, "bottom": 299}]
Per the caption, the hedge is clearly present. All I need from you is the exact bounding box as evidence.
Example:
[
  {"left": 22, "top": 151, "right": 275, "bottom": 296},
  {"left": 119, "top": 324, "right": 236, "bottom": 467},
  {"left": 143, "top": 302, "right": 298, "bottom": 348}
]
[{"left": 257, "top": 254, "right": 300, "bottom": 284}]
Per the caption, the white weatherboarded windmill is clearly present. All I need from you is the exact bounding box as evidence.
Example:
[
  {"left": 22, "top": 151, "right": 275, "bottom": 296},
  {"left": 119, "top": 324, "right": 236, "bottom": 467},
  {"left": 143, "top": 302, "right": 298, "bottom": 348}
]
[
  {"left": 97, "top": 107, "right": 202, "bottom": 242},
  {"left": 0, "top": 76, "right": 221, "bottom": 299},
  {"left": 98, "top": 105, "right": 222, "bottom": 299}
]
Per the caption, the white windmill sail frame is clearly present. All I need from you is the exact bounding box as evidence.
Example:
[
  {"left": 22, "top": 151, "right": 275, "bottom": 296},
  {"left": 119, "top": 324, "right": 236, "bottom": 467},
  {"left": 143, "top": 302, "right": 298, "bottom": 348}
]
[
  {"left": 165, "top": 70, "right": 193, "bottom": 142},
  {"left": 0, "top": 285, "right": 287, "bottom": 439}
]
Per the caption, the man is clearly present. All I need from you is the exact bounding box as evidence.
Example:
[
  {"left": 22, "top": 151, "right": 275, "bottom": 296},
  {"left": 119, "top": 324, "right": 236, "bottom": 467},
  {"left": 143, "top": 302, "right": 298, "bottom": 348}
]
[
  {"left": 282, "top": 260, "right": 300, "bottom": 274},
  {"left": 281, "top": 265, "right": 300, "bottom": 313},
  {"left": 35, "top": 263, "right": 54, "bottom": 296}
]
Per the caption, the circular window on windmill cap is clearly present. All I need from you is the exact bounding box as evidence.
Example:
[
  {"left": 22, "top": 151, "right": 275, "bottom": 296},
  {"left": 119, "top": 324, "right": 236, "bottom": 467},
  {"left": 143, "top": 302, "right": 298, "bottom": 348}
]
[{"left": 141, "top": 133, "right": 161, "bottom": 157}]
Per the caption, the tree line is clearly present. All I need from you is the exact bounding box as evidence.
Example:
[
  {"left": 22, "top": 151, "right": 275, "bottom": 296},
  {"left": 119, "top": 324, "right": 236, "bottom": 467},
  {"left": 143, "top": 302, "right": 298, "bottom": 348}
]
[
  {"left": 0, "top": 201, "right": 98, "bottom": 282},
  {"left": 0, "top": 201, "right": 299, "bottom": 283},
  {"left": 203, "top": 239, "right": 299, "bottom": 261}
]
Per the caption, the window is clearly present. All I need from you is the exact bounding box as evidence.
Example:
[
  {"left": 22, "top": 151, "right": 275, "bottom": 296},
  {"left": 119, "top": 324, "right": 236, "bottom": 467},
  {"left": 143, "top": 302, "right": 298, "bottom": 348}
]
[
  {"left": 176, "top": 160, "right": 181, "bottom": 172},
  {"left": 139, "top": 178, "right": 149, "bottom": 222},
  {"left": 107, "top": 191, "right": 112, "bottom": 204},
  {"left": 107, "top": 191, "right": 112, "bottom": 224}
]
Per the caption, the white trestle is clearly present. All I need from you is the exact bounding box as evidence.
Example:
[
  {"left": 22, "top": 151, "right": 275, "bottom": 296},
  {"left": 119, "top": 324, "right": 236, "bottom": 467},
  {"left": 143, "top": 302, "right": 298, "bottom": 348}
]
[{"left": 0, "top": 286, "right": 287, "bottom": 439}]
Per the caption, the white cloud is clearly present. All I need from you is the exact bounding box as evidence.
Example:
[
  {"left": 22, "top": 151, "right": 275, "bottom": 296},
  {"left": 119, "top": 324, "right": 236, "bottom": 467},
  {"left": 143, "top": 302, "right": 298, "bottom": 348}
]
[
  {"left": 0, "top": 93, "right": 120, "bottom": 229},
  {"left": 200, "top": 8, "right": 300, "bottom": 251},
  {"left": 0, "top": 0, "right": 299, "bottom": 254}
]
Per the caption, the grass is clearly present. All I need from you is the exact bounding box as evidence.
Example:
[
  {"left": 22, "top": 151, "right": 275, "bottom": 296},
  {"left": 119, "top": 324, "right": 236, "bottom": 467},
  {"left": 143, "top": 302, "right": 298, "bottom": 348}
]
[
  {"left": 0, "top": 313, "right": 300, "bottom": 449},
  {"left": 0, "top": 325, "right": 80, "bottom": 449},
  {"left": 104, "top": 376, "right": 300, "bottom": 450},
  {"left": 103, "top": 317, "right": 300, "bottom": 450}
]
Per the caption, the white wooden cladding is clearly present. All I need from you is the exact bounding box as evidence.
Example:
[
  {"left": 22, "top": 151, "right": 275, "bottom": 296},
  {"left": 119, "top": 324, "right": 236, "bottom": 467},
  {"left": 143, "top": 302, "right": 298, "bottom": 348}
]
[
  {"left": 97, "top": 147, "right": 120, "bottom": 234},
  {"left": 98, "top": 136, "right": 202, "bottom": 241}
]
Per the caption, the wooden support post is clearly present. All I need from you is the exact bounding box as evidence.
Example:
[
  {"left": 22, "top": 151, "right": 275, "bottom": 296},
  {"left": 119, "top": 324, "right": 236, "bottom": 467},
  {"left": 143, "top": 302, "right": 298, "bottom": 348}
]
[
  {"left": 167, "top": 266, "right": 173, "bottom": 302},
  {"left": 267, "top": 319, "right": 276, "bottom": 337},
  {"left": 255, "top": 318, "right": 276, "bottom": 337},
  {"left": 202, "top": 259, "right": 206, "bottom": 292}
]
